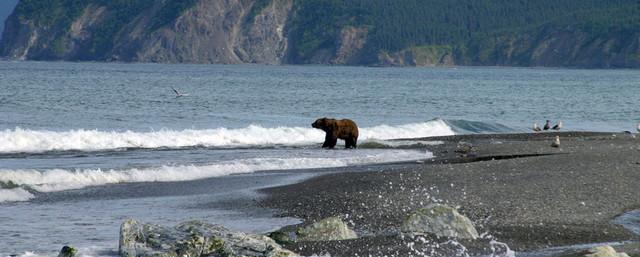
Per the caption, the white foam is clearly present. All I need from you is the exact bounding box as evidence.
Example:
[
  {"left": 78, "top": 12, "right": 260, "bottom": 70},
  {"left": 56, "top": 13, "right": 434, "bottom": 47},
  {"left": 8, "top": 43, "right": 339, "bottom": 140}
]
[
  {"left": 360, "top": 120, "right": 454, "bottom": 140},
  {"left": 15, "top": 252, "right": 48, "bottom": 257},
  {"left": 371, "top": 140, "right": 445, "bottom": 147},
  {"left": 11, "top": 247, "right": 108, "bottom": 257},
  {"left": 0, "top": 120, "right": 455, "bottom": 153},
  {"left": 0, "top": 188, "right": 35, "bottom": 203},
  {"left": 0, "top": 150, "right": 430, "bottom": 193}
]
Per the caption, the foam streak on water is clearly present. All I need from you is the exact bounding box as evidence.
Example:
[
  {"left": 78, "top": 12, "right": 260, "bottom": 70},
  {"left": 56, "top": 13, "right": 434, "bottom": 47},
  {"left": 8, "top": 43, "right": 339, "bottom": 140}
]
[
  {"left": 0, "top": 149, "right": 429, "bottom": 199},
  {"left": 0, "top": 120, "right": 454, "bottom": 154}
]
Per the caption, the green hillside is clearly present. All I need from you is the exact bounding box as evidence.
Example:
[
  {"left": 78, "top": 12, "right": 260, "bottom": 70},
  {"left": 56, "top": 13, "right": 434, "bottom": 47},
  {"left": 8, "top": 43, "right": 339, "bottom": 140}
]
[
  {"left": 288, "top": 0, "right": 639, "bottom": 64},
  {"left": 2, "top": 0, "right": 638, "bottom": 67}
]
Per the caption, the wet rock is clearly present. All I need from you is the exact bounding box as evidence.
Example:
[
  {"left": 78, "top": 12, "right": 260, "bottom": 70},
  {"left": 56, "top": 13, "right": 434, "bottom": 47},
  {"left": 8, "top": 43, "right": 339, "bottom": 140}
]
[
  {"left": 268, "top": 230, "right": 295, "bottom": 245},
  {"left": 454, "top": 142, "right": 477, "bottom": 157},
  {"left": 296, "top": 217, "right": 358, "bottom": 242},
  {"left": 119, "top": 219, "right": 298, "bottom": 257},
  {"left": 270, "top": 217, "right": 358, "bottom": 243},
  {"left": 57, "top": 246, "right": 77, "bottom": 257},
  {"left": 559, "top": 245, "right": 630, "bottom": 257},
  {"left": 400, "top": 204, "right": 479, "bottom": 239}
]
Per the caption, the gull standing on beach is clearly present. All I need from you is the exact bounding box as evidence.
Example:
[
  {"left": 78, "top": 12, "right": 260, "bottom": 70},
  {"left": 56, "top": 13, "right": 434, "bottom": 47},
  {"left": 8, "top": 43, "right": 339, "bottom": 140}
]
[
  {"left": 543, "top": 120, "right": 551, "bottom": 130},
  {"left": 551, "top": 136, "right": 560, "bottom": 148},
  {"left": 552, "top": 121, "right": 563, "bottom": 130},
  {"left": 532, "top": 123, "right": 542, "bottom": 132}
]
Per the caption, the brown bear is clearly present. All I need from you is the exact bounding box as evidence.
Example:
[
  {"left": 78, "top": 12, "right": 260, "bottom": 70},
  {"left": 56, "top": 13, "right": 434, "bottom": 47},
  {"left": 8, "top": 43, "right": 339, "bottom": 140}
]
[{"left": 311, "top": 117, "right": 359, "bottom": 149}]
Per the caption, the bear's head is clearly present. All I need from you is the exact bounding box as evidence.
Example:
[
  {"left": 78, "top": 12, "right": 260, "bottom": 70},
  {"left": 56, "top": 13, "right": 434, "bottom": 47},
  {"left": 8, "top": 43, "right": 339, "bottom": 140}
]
[{"left": 312, "top": 117, "right": 336, "bottom": 131}]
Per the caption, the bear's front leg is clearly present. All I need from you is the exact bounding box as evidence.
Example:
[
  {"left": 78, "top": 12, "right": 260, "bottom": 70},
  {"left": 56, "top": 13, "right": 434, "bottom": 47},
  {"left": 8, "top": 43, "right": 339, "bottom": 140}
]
[
  {"left": 322, "top": 133, "right": 333, "bottom": 148},
  {"left": 327, "top": 136, "right": 338, "bottom": 149},
  {"left": 323, "top": 133, "right": 338, "bottom": 149}
]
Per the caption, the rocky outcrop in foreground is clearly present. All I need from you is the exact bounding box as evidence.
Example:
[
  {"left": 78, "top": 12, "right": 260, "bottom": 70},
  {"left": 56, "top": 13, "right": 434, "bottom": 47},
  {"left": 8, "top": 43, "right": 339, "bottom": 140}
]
[
  {"left": 270, "top": 216, "right": 358, "bottom": 244},
  {"left": 119, "top": 219, "right": 297, "bottom": 257},
  {"left": 401, "top": 204, "right": 479, "bottom": 239},
  {"left": 559, "top": 245, "right": 630, "bottom": 257},
  {"left": 57, "top": 246, "right": 77, "bottom": 257}
]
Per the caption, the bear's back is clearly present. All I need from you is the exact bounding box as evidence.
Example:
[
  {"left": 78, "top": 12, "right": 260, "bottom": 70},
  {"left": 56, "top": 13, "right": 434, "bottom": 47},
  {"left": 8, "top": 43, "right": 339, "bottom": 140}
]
[{"left": 337, "top": 119, "right": 358, "bottom": 137}]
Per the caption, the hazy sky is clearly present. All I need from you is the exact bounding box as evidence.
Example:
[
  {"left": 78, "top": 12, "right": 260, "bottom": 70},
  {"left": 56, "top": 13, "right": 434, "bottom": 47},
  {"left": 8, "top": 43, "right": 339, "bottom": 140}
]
[{"left": 0, "top": 0, "right": 19, "bottom": 39}]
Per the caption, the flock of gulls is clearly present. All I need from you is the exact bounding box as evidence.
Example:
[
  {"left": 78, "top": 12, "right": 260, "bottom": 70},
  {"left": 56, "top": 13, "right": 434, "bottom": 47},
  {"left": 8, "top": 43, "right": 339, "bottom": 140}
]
[
  {"left": 532, "top": 120, "right": 563, "bottom": 147},
  {"left": 532, "top": 120, "right": 640, "bottom": 148},
  {"left": 532, "top": 120, "right": 562, "bottom": 132}
]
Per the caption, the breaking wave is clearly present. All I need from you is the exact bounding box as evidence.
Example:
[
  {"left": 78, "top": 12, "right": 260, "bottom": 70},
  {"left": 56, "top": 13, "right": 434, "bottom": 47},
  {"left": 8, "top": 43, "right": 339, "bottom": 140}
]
[
  {"left": 444, "top": 119, "right": 515, "bottom": 134},
  {"left": 0, "top": 149, "right": 430, "bottom": 199},
  {"left": 0, "top": 188, "right": 35, "bottom": 203},
  {"left": 0, "top": 120, "right": 456, "bottom": 154}
]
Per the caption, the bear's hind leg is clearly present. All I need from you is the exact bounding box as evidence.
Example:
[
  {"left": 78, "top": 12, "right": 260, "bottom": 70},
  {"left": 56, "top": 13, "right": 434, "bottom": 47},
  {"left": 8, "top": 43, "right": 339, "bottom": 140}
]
[
  {"left": 345, "top": 138, "right": 356, "bottom": 149},
  {"left": 322, "top": 133, "right": 331, "bottom": 148}
]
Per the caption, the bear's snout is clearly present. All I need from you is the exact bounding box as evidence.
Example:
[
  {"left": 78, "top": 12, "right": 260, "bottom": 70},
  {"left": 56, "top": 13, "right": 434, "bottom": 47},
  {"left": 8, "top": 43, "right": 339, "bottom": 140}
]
[{"left": 311, "top": 121, "right": 317, "bottom": 128}]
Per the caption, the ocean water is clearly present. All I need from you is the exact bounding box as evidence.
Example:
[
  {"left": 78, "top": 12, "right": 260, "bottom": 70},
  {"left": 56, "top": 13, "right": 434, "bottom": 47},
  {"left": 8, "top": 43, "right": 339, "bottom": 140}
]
[{"left": 0, "top": 61, "right": 639, "bottom": 256}]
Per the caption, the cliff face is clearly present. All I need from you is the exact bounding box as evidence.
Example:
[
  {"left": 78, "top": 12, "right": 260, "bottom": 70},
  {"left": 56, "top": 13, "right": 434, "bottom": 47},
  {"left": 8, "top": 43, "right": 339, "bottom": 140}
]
[
  {"left": 1, "top": 0, "right": 638, "bottom": 68},
  {"left": 1, "top": 3, "right": 107, "bottom": 60},
  {"left": 462, "top": 26, "right": 640, "bottom": 68},
  {"left": 109, "top": 0, "right": 292, "bottom": 64},
  {"left": 1, "top": 0, "right": 293, "bottom": 64},
  {"left": 370, "top": 27, "right": 640, "bottom": 68},
  {"left": 0, "top": 0, "right": 19, "bottom": 40}
]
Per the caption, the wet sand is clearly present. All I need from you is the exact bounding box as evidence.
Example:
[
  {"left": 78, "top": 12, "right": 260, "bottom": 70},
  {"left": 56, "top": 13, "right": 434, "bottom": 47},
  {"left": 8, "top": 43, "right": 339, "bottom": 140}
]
[{"left": 259, "top": 132, "right": 640, "bottom": 256}]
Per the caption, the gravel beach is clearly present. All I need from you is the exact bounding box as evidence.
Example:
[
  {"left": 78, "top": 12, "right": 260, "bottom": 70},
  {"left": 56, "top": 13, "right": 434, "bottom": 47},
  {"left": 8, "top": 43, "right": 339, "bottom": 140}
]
[{"left": 260, "top": 132, "right": 640, "bottom": 256}]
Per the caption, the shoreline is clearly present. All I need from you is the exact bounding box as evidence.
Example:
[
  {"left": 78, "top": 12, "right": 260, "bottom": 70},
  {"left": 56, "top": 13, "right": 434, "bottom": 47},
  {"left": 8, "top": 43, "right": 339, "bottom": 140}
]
[
  {"left": 3, "top": 131, "right": 639, "bottom": 256},
  {"left": 258, "top": 131, "right": 640, "bottom": 256}
]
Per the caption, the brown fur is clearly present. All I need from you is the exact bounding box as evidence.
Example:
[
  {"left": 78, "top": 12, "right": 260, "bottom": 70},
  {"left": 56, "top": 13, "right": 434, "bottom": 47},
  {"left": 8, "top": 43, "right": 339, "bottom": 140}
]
[{"left": 311, "top": 118, "right": 359, "bottom": 149}]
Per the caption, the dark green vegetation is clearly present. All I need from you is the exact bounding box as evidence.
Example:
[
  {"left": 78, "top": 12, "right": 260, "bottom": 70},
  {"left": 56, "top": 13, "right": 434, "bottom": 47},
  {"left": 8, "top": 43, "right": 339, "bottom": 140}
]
[
  {"left": 4, "top": 0, "right": 197, "bottom": 59},
  {"left": 288, "top": 0, "right": 639, "bottom": 65},
  {"left": 2, "top": 0, "right": 638, "bottom": 67},
  {"left": 11, "top": 0, "right": 95, "bottom": 57},
  {"left": 247, "top": 0, "right": 272, "bottom": 23},
  {"left": 148, "top": 0, "right": 198, "bottom": 31},
  {"left": 89, "top": 1, "right": 154, "bottom": 57},
  {"left": 0, "top": 0, "right": 19, "bottom": 39}
]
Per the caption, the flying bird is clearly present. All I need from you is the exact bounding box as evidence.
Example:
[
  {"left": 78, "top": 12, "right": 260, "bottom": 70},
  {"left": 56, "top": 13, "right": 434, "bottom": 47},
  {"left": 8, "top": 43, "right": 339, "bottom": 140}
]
[
  {"left": 171, "top": 87, "right": 189, "bottom": 97},
  {"left": 543, "top": 120, "right": 551, "bottom": 131},
  {"left": 532, "top": 123, "right": 542, "bottom": 132},
  {"left": 552, "top": 121, "right": 563, "bottom": 130}
]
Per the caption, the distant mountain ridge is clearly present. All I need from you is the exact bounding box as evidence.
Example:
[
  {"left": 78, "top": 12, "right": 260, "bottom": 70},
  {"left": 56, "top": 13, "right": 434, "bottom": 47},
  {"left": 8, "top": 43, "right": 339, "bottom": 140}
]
[
  {"left": 1, "top": 0, "right": 638, "bottom": 68},
  {"left": 0, "top": 0, "right": 18, "bottom": 40}
]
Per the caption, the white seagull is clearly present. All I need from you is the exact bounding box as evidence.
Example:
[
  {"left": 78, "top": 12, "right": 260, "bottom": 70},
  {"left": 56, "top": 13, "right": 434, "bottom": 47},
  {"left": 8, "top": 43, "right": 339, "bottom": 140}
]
[
  {"left": 637, "top": 123, "right": 640, "bottom": 133},
  {"left": 532, "top": 123, "right": 542, "bottom": 132},
  {"left": 551, "top": 136, "right": 560, "bottom": 148},
  {"left": 171, "top": 87, "right": 189, "bottom": 97}
]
